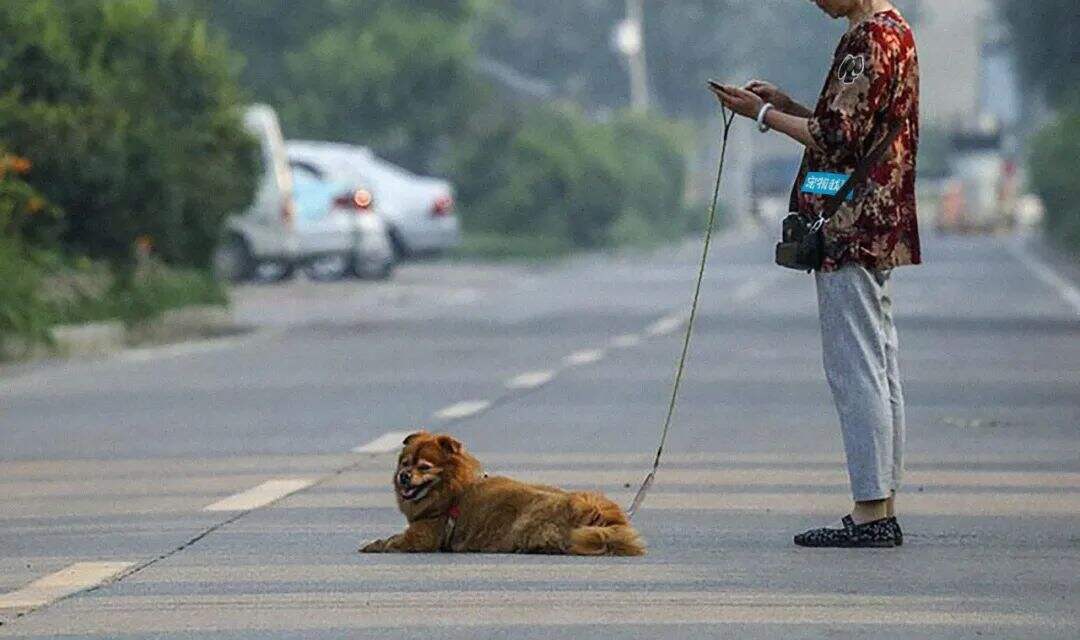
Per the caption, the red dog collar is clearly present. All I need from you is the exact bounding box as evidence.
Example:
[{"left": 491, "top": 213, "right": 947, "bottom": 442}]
[{"left": 448, "top": 505, "right": 461, "bottom": 519}]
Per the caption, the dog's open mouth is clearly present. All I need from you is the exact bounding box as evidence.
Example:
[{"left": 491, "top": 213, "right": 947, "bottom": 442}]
[{"left": 398, "top": 480, "right": 435, "bottom": 502}]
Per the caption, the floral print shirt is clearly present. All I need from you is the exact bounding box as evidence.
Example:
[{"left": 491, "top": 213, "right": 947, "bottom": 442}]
[{"left": 791, "top": 9, "right": 921, "bottom": 272}]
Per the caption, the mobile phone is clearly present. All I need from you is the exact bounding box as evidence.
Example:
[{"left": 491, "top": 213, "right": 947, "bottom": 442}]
[{"left": 706, "top": 79, "right": 725, "bottom": 92}]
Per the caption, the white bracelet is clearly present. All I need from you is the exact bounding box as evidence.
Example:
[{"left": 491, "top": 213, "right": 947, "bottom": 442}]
[{"left": 756, "top": 103, "right": 775, "bottom": 133}]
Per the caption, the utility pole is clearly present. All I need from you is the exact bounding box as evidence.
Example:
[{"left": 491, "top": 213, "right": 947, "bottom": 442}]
[{"left": 613, "top": 0, "right": 650, "bottom": 112}]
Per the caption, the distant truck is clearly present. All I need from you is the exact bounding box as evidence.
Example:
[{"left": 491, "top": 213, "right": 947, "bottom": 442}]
[{"left": 936, "top": 128, "right": 1019, "bottom": 234}]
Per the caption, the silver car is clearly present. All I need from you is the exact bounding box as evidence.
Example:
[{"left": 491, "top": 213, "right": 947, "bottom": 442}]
[
  {"left": 215, "top": 107, "right": 393, "bottom": 283},
  {"left": 287, "top": 141, "right": 461, "bottom": 259},
  {"left": 214, "top": 105, "right": 298, "bottom": 282},
  {"left": 291, "top": 160, "right": 395, "bottom": 280}
]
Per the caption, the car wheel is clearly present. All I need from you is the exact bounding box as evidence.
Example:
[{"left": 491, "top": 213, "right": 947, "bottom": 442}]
[
  {"left": 254, "top": 261, "right": 296, "bottom": 284},
  {"left": 356, "top": 258, "right": 394, "bottom": 281},
  {"left": 305, "top": 255, "right": 350, "bottom": 281},
  {"left": 388, "top": 227, "right": 409, "bottom": 261},
  {"left": 213, "top": 235, "right": 255, "bottom": 283}
]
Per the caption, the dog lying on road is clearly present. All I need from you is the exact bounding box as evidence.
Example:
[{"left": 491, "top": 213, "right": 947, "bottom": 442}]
[{"left": 359, "top": 431, "right": 645, "bottom": 556}]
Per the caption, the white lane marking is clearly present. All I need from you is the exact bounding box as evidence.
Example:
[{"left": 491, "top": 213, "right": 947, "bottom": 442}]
[
  {"left": 434, "top": 400, "right": 491, "bottom": 421},
  {"left": 0, "top": 562, "right": 135, "bottom": 609},
  {"left": 646, "top": 312, "right": 688, "bottom": 337},
  {"left": 1009, "top": 242, "right": 1080, "bottom": 315},
  {"left": 505, "top": 371, "right": 556, "bottom": 390},
  {"left": 563, "top": 349, "right": 606, "bottom": 367},
  {"left": 352, "top": 431, "right": 415, "bottom": 454},
  {"left": 733, "top": 280, "right": 765, "bottom": 302},
  {"left": 202, "top": 479, "right": 316, "bottom": 512},
  {"left": 610, "top": 334, "right": 642, "bottom": 349}
]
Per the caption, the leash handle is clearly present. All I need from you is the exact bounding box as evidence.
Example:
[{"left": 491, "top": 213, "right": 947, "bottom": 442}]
[{"left": 627, "top": 106, "right": 736, "bottom": 519}]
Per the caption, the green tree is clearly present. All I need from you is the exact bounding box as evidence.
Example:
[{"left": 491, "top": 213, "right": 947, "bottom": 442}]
[
  {"left": 446, "top": 102, "right": 689, "bottom": 249},
  {"left": 998, "top": 0, "right": 1080, "bottom": 108},
  {"left": 1000, "top": 0, "right": 1080, "bottom": 252},
  {"left": 0, "top": 0, "right": 258, "bottom": 270},
  {"left": 188, "top": 0, "right": 486, "bottom": 171},
  {"left": 476, "top": 1, "right": 920, "bottom": 118},
  {"left": 1028, "top": 110, "right": 1080, "bottom": 251}
]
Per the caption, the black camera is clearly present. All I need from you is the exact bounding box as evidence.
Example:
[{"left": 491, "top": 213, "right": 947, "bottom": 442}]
[{"left": 775, "top": 214, "right": 824, "bottom": 272}]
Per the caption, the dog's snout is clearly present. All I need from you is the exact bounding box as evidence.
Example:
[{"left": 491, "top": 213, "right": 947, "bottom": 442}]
[{"left": 397, "top": 470, "right": 411, "bottom": 487}]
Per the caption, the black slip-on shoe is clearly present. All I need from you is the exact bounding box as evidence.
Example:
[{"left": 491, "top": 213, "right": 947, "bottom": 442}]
[
  {"left": 888, "top": 517, "right": 904, "bottom": 546},
  {"left": 794, "top": 515, "right": 898, "bottom": 548}
]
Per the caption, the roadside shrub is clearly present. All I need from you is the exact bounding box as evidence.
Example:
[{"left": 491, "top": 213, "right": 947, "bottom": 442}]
[
  {"left": 607, "top": 112, "right": 693, "bottom": 242},
  {"left": 0, "top": 238, "right": 52, "bottom": 358},
  {"left": 0, "top": 0, "right": 258, "bottom": 270},
  {"left": 50, "top": 260, "right": 227, "bottom": 326},
  {"left": 447, "top": 104, "right": 690, "bottom": 251},
  {"left": 191, "top": 0, "right": 485, "bottom": 172},
  {"left": 1028, "top": 107, "right": 1080, "bottom": 252},
  {"left": 0, "top": 149, "right": 61, "bottom": 246}
]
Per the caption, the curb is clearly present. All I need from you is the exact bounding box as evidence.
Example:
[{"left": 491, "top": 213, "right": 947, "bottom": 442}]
[
  {"left": 3, "top": 306, "right": 243, "bottom": 364},
  {"left": 51, "top": 322, "right": 126, "bottom": 357},
  {"left": 126, "top": 306, "right": 238, "bottom": 346}
]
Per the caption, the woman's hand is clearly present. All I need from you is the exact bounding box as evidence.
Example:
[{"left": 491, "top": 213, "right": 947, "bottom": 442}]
[
  {"left": 743, "top": 80, "right": 794, "bottom": 113},
  {"left": 709, "top": 83, "right": 765, "bottom": 120}
]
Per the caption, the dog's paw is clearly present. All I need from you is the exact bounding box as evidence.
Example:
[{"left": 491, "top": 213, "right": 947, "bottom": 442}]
[{"left": 358, "top": 539, "right": 386, "bottom": 553}]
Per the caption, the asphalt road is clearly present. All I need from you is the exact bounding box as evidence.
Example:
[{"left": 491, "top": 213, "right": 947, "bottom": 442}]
[{"left": 2, "top": 229, "right": 1078, "bottom": 638}]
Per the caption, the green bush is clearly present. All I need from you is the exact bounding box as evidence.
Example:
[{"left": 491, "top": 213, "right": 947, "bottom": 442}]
[
  {"left": 0, "top": 238, "right": 52, "bottom": 358},
  {"left": 190, "top": 0, "right": 485, "bottom": 171},
  {"left": 0, "top": 0, "right": 258, "bottom": 270},
  {"left": 0, "top": 149, "right": 61, "bottom": 245},
  {"left": 450, "top": 232, "right": 571, "bottom": 262},
  {"left": 1, "top": 241, "right": 227, "bottom": 360},
  {"left": 49, "top": 260, "right": 227, "bottom": 326},
  {"left": 1029, "top": 107, "right": 1080, "bottom": 252},
  {"left": 446, "top": 104, "right": 691, "bottom": 251}
]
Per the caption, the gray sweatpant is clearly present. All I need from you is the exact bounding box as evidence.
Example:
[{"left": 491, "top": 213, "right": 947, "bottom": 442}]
[{"left": 815, "top": 265, "right": 905, "bottom": 502}]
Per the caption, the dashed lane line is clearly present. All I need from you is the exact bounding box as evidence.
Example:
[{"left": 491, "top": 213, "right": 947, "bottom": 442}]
[
  {"left": 433, "top": 400, "right": 492, "bottom": 421},
  {"left": 646, "top": 312, "right": 689, "bottom": 337},
  {"left": 352, "top": 431, "right": 415, "bottom": 454},
  {"left": 202, "top": 479, "right": 316, "bottom": 512},
  {"left": 563, "top": 349, "right": 606, "bottom": 367},
  {"left": 505, "top": 370, "right": 556, "bottom": 391},
  {"left": 348, "top": 276, "right": 777, "bottom": 449},
  {"left": 733, "top": 279, "right": 766, "bottom": 302},
  {"left": 610, "top": 334, "right": 642, "bottom": 349},
  {"left": 0, "top": 562, "right": 135, "bottom": 610}
]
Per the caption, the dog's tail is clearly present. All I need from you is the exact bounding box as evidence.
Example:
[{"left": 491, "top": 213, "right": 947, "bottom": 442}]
[
  {"left": 567, "top": 492, "right": 645, "bottom": 556},
  {"left": 569, "top": 524, "right": 646, "bottom": 556},
  {"left": 569, "top": 491, "right": 628, "bottom": 526}
]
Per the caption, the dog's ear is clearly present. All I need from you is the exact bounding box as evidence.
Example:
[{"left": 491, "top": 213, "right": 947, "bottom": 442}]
[
  {"left": 403, "top": 431, "right": 428, "bottom": 446},
  {"left": 436, "top": 434, "right": 463, "bottom": 455}
]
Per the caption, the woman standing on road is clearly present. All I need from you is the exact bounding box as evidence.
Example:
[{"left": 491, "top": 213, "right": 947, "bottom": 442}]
[{"left": 711, "top": 0, "right": 920, "bottom": 548}]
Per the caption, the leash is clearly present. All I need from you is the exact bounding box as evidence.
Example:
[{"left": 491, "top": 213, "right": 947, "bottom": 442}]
[{"left": 627, "top": 104, "right": 737, "bottom": 519}]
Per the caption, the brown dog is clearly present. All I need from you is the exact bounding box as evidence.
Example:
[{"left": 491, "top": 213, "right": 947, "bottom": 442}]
[{"left": 358, "top": 431, "right": 645, "bottom": 556}]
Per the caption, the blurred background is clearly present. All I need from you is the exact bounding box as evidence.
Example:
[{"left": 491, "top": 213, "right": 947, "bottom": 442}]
[{"left": 0, "top": 0, "right": 1075, "bottom": 358}]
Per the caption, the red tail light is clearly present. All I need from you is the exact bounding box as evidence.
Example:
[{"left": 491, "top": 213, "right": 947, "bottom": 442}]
[
  {"left": 432, "top": 194, "right": 454, "bottom": 217},
  {"left": 334, "top": 189, "right": 374, "bottom": 213}
]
